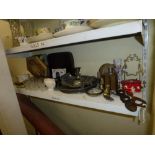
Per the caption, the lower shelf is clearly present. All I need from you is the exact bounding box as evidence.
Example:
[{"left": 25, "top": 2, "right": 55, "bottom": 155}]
[{"left": 15, "top": 87, "right": 141, "bottom": 117}]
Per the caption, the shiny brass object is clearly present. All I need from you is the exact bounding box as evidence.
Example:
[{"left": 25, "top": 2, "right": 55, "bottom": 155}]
[
  {"left": 103, "top": 84, "right": 110, "bottom": 97},
  {"left": 122, "top": 54, "right": 143, "bottom": 80},
  {"left": 99, "top": 63, "right": 118, "bottom": 92},
  {"left": 103, "top": 84, "right": 114, "bottom": 101}
]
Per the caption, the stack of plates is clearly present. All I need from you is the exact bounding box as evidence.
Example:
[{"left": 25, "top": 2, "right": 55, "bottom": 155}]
[
  {"left": 88, "top": 19, "right": 136, "bottom": 28},
  {"left": 27, "top": 20, "right": 93, "bottom": 42},
  {"left": 27, "top": 32, "right": 53, "bottom": 43},
  {"left": 53, "top": 25, "right": 92, "bottom": 38}
]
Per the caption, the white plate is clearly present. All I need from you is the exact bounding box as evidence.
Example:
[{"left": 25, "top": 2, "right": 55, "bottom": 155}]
[
  {"left": 27, "top": 32, "right": 53, "bottom": 43},
  {"left": 53, "top": 26, "right": 92, "bottom": 38},
  {"left": 88, "top": 19, "right": 137, "bottom": 28}
]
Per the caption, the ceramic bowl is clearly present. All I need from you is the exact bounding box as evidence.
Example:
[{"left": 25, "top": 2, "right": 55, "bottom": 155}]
[{"left": 44, "top": 78, "right": 55, "bottom": 90}]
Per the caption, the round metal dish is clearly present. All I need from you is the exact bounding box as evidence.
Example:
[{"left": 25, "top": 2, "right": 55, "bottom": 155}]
[
  {"left": 86, "top": 87, "right": 103, "bottom": 96},
  {"left": 57, "top": 74, "right": 98, "bottom": 93},
  {"left": 58, "top": 84, "right": 97, "bottom": 93}
]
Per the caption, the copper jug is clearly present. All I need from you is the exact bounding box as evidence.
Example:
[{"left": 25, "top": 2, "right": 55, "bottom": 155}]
[{"left": 99, "top": 63, "right": 118, "bottom": 92}]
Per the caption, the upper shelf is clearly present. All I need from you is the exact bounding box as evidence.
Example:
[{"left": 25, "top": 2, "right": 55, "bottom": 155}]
[{"left": 6, "top": 20, "right": 143, "bottom": 55}]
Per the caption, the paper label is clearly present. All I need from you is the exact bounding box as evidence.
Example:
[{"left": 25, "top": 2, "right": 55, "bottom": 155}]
[{"left": 52, "top": 68, "right": 66, "bottom": 78}]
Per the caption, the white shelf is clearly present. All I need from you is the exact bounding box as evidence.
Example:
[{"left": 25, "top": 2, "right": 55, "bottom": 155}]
[
  {"left": 15, "top": 87, "right": 141, "bottom": 117},
  {"left": 6, "top": 20, "right": 143, "bottom": 55}
]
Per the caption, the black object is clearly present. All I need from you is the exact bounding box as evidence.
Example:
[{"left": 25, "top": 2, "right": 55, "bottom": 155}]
[
  {"left": 47, "top": 52, "right": 75, "bottom": 78},
  {"left": 57, "top": 73, "right": 98, "bottom": 93},
  {"left": 117, "top": 89, "right": 146, "bottom": 112},
  {"left": 74, "top": 67, "right": 81, "bottom": 78}
]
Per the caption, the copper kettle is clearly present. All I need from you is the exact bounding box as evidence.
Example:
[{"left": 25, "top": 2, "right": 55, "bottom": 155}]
[{"left": 98, "top": 63, "right": 118, "bottom": 92}]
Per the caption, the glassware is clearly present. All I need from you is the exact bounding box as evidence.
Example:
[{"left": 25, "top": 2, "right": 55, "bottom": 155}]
[
  {"left": 113, "top": 58, "right": 122, "bottom": 84},
  {"left": 9, "top": 19, "right": 21, "bottom": 47}
]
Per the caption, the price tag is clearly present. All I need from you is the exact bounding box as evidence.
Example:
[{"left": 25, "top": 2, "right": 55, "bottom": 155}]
[{"left": 30, "top": 41, "right": 46, "bottom": 49}]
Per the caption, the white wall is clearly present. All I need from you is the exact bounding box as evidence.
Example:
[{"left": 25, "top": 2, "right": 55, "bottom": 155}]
[{"left": 34, "top": 37, "right": 142, "bottom": 77}]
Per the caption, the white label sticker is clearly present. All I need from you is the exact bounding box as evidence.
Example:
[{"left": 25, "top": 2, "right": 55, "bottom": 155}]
[{"left": 52, "top": 68, "right": 66, "bottom": 78}]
